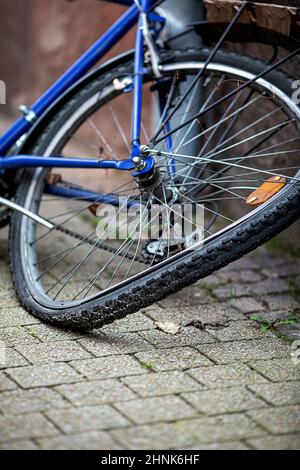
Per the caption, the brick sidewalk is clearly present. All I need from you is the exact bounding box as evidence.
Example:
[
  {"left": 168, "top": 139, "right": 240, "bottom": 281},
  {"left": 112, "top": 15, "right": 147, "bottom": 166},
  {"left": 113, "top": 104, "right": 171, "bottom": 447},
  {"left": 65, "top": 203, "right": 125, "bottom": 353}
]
[{"left": 0, "top": 229, "right": 300, "bottom": 450}]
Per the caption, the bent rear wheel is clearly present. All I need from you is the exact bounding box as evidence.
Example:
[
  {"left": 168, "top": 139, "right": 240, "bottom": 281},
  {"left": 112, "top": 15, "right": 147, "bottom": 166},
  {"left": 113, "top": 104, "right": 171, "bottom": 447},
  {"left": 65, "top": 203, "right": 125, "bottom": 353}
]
[{"left": 10, "top": 49, "right": 300, "bottom": 329}]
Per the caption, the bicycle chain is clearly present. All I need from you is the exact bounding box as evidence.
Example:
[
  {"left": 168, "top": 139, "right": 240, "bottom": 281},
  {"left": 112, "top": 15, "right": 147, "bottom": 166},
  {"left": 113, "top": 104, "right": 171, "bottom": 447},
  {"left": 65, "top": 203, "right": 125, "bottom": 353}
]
[{"left": 51, "top": 180, "right": 150, "bottom": 265}]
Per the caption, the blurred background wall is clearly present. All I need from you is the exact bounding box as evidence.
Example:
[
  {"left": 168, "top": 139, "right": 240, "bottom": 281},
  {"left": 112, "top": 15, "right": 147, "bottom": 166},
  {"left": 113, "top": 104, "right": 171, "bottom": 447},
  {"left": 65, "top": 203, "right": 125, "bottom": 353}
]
[
  {"left": 0, "top": 0, "right": 134, "bottom": 116},
  {"left": 0, "top": 0, "right": 299, "bottom": 251}
]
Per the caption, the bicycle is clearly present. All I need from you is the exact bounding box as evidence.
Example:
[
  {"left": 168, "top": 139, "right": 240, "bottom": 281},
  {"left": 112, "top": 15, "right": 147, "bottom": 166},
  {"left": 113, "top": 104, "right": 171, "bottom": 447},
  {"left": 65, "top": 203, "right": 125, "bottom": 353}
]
[{"left": 0, "top": 0, "right": 299, "bottom": 329}]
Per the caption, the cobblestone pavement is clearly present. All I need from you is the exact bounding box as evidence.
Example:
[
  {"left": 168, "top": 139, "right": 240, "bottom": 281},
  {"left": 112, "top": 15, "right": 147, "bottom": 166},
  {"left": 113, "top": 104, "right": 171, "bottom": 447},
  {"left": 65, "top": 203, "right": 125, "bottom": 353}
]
[{"left": 0, "top": 226, "right": 300, "bottom": 450}]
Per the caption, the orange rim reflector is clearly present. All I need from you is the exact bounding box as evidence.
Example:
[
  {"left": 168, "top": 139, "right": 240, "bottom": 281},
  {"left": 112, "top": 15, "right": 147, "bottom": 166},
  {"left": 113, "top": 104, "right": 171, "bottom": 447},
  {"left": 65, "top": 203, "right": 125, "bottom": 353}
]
[{"left": 246, "top": 176, "right": 286, "bottom": 206}]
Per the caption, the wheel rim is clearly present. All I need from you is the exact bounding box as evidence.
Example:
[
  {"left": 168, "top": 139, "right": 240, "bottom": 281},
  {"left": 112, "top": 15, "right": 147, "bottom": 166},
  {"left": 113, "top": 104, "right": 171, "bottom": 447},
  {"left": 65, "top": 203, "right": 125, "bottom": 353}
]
[{"left": 18, "top": 59, "right": 300, "bottom": 308}]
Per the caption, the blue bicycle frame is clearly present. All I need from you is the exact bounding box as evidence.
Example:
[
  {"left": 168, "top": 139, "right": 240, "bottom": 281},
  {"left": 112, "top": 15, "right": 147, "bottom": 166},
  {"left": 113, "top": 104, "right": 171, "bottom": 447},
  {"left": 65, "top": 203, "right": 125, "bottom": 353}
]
[{"left": 0, "top": 0, "right": 159, "bottom": 183}]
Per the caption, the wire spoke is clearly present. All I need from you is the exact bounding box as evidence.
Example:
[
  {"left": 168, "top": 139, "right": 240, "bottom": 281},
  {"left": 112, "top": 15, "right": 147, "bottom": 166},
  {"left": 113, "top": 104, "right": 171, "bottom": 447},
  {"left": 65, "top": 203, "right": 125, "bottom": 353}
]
[
  {"left": 179, "top": 94, "right": 263, "bottom": 150},
  {"left": 26, "top": 44, "right": 300, "bottom": 306},
  {"left": 151, "top": 1, "right": 248, "bottom": 142},
  {"left": 155, "top": 148, "right": 299, "bottom": 182},
  {"left": 173, "top": 74, "right": 225, "bottom": 153},
  {"left": 153, "top": 47, "right": 300, "bottom": 145},
  {"left": 88, "top": 119, "right": 118, "bottom": 160},
  {"left": 108, "top": 103, "right": 131, "bottom": 153},
  {"left": 199, "top": 118, "right": 294, "bottom": 163},
  {"left": 202, "top": 106, "right": 282, "bottom": 161}
]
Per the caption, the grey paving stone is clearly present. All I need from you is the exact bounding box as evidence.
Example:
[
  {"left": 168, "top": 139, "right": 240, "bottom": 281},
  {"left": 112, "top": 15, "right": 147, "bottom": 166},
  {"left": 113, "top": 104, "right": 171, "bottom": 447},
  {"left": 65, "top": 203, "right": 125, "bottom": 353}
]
[
  {"left": 37, "top": 431, "right": 121, "bottom": 450},
  {"left": 139, "top": 326, "right": 216, "bottom": 349},
  {"left": 112, "top": 414, "right": 265, "bottom": 449},
  {"left": 0, "top": 252, "right": 9, "bottom": 266},
  {"left": 196, "top": 273, "right": 222, "bottom": 288},
  {"left": 103, "top": 312, "right": 155, "bottom": 333},
  {"left": 247, "top": 434, "right": 300, "bottom": 450},
  {"left": 46, "top": 405, "right": 129, "bottom": 434},
  {"left": 249, "top": 382, "right": 300, "bottom": 407},
  {"left": 0, "top": 439, "right": 39, "bottom": 450},
  {"left": 188, "top": 363, "right": 267, "bottom": 388},
  {"left": 270, "top": 264, "right": 300, "bottom": 279},
  {"left": 213, "top": 284, "right": 251, "bottom": 301},
  {"left": 15, "top": 341, "right": 91, "bottom": 364},
  {"left": 178, "top": 414, "right": 266, "bottom": 443},
  {"left": 0, "top": 372, "right": 17, "bottom": 392},
  {"left": 185, "top": 441, "right": 249, "bottom": 450},
  {"left": 158, "top": 287, "right": 215, "bottom": 308},
  {"left": 0, "top": 266, "right": 11, "bottom": 280},
  {"left": 115, "top": 395, "right": 196, "bottom": 424},
  {"left": 0, "top": 326, "right": 40, "bottom": 346},
  {"left": 248, "top": 405, "right": 300, "bottom": 434},
  {"left": 78, "top": 332, "right": 152, "bottom": 357},
  {"left": 261, "top": 268, "right": 283, "bottom": 279},
  {"left": 260, "top": 268, "right": 281, "bottom": 280},
  {"left": 6, "top": 363, "right": 83, "bottom": 388},
  {"left": 264, "top": 294, "right": 297, "bottom": 311},
  {"left": 228, "top": 297, "right": 266, "bottom": 314},
  {"left": 248, "top": 358, "right": 300, "bottom": 382},
  {"left": 254, "top": 310, "right": 295, "bottom": 323},
  {"left": 0, "top": 348, "right": 29, "bottom": 369},
  {"left": 24, "top": 324, "right": 83, "bottom": 342},
  {"left": 0, "top": 413, "right": 59, "bottom": 443},
  {"left": 0, "top": 307, "right": 40, "bottom": 328},
  {"left": 206, "top": 321, "right": 271, "bottom": 342},
  {"left": 0, "top": 244, "right": 299, "bottom": 448},
  {"left": 122, "top": 371, "right": 202, "bottom": 397},
  {"left": 182, "top": 388, "right": 266, "bottom": 415},
  {"left": 226, "top": 258, "right": 260, "bottom": 272},
  {"left": 0, "top": 289, "right": 20, "bottom": 307},
  {"left": 112, "top": 422, "right": 196, "bottom": 450},
  {"left": 217, "top": 271, "right": 244, "bottom": 284},
  {"left": 135, "top": 347, "right": 212, "bottom": 372},
  {"left": 0, "top": 388, "right": 69, "bottom": 415},
  {"left": 254, "top": 253, "right": 288, "bottom": 271},
  {"left": 56, "top": 379, "right": 136, "bottom": 406},
  {"left": 240, "top": 271, "right": 263, "bottom": 283},
  {"left": 71, "top": 355, "right": 149, "bottom": 380},
  {"left": 249, "top": 279, "right": 289, "bottom": 296},
  {"left": 0, "top": 273, "right": 13, "bottom": 290},
  {"left": 277, "top": 323, "right": 300, "bottom": 341},
  {"left": 196, "top": 338, "right": 289, "bottom": 364},
  {"left": 145, "top": 304, "right": 243, "bottom": 326}
]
